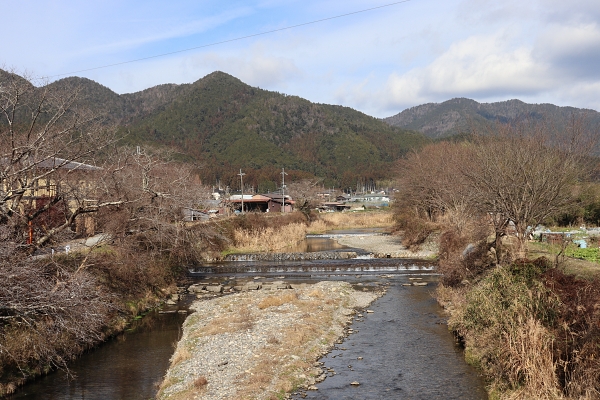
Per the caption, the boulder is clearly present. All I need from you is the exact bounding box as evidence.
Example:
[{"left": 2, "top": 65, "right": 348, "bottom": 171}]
[{"left": 205, "top": 285, "right": 223, "bottom": 293}]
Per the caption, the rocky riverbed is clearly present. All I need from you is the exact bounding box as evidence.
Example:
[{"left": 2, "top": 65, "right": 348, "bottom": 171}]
[{"left": 157, "top": 282, "right": 382, "bottom": 400}]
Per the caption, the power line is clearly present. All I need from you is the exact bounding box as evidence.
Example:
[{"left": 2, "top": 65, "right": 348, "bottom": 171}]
[{"left": 42, "top": 1, "right": 410, "bottom": 79}]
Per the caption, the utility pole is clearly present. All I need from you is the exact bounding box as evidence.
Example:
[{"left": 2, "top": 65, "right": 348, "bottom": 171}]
[
  {"left": 281, "top": 167, "right": 287, "bottom": 213},
  {"left": 238, "top": 169, "right": 246, "bottom": 213}
]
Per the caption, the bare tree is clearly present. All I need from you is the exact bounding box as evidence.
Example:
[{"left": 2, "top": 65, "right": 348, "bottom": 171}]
[
  {"left": 0, "top": 69, "right": 118, "bottom": 253},
  {"left": 285, "top": 178, "right": 323, "bottom": 219},
  {"left": 396, "top": 117, "right": 596, "bottom": 263},
  {"left": 464, "top": 119, "right": 594, "bottom": 258},
  {"left": 398, "top": 142, "right": 476, "bottom": 234}
]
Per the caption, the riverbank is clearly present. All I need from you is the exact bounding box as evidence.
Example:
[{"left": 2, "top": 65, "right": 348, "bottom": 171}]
[
  {"left": 335, "top": 233, "right": 438, "bottom": 259},
  {"left": 157, "top": 282, "right": 382, "bottom": 400}
]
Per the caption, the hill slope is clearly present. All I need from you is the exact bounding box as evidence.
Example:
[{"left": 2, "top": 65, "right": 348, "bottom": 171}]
[
  {"left": 2, "top": 69, "right": 428, "bottom": 190},
  {"left": 384, "top": 98, "right": 600, "bottom": 139},
  {"left": 122, "top": 71, "right": 428, "bottom": 190}
]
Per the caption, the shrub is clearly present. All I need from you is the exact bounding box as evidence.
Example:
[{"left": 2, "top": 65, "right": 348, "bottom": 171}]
[
  {"left": 542, "top": 270, "right": 600, "bottom": 398},
  {"left": 450, "top": 264, "right": 561, "bottom": 396}
]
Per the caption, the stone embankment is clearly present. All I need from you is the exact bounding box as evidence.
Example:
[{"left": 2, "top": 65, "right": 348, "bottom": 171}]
[{"left": 157, "top": 281, "right": 382, "bottom": 400}]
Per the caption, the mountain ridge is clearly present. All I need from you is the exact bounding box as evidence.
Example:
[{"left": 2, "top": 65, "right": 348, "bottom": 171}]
[
  {"left": 1, "top": 70, "right": 427, "bottom": 190},
  {"left": 383, "top": 97, "right": 600, "bottom": 138}
]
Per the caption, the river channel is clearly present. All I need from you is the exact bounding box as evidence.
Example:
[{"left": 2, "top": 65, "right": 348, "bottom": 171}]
[{"left": 11, "top": 232, "right": 487, "bottom": 399}]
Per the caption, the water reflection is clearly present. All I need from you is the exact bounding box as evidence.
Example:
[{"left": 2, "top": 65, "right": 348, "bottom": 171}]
[{"left": 10, "top": 312, "right": 186, "bottom": 400}]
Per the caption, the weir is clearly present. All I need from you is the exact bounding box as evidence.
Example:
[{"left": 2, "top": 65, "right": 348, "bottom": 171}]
[{"left": 191, "top": 258, "right": 435, "bottom": 275}]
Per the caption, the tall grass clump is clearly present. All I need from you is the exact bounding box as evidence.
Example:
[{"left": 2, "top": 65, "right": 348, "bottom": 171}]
[
  {"left": 447, "top": 256, "right": 600, "bottom": 399},
  {"left": 232, "top": 223, "right": 307, "bottom": 252},
  {"left": 319, "top": 211, "right": 392, "bottom": 229},
  {"left": 449, "top": 260, "right": 563, "bottom": 398}
]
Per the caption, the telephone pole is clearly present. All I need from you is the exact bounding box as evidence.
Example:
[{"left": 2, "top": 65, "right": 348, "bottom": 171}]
[
  {"left": 238, "top": 169, "right": 246, "bottom": 213},
  {"left": 281, "top": 167, "right": 288, "bottom": 213}
]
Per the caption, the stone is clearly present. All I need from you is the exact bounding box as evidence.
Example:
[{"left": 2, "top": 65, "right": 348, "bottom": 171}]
[
  {"left": 188, "top": 284, "right": 205, "bottom": 293},
  {"left": 307, "top": 385, "right": 318, "bottom": 391},
  {"left": 350, "top": 381, "right": 360, "bottom": 386},
  {"left": 244, "top": 283, "right": 260, "bottom": 290},
  {"left": 366, "top": 310, "right": 374, "bottom": 313},
  {"left": 205, "top": 285, "right": 223, "bottom": 293}
]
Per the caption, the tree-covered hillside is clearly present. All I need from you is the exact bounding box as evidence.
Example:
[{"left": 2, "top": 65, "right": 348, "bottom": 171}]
[
  {"left": 122, "top": 71, "right": 428, "bottom": 190},
  {"left": 384, "top": 98, "right": 600, "bottom": 139},
  {"left": 1, "top": 69, "right": 427, "bottom": 191}
]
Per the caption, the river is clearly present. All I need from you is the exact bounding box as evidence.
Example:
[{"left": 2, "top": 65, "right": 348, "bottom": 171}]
[{"left": 10, "top": 233, "right": 486, "bottom": 399}]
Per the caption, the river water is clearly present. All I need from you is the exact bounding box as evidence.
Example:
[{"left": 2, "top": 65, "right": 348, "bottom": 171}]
[
  {"left": 10, "top": 233, "right": 487, "bottom": 399},
  {"left": 293, "top": 279, "right": 487, "bottom": 399}
]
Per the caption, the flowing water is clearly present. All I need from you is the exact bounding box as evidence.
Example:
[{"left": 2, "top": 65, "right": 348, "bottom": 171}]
[
  {"left": 11, "top": 233, "right": 487, "bottom": 399},
  {"left": 293, "top": 279, "right": 487, "bottom": 399}
]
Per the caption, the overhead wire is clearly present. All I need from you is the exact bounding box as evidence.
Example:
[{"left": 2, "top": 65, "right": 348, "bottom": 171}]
[{"left": 42, "top": 0, "right": 410, "bottom": 79}]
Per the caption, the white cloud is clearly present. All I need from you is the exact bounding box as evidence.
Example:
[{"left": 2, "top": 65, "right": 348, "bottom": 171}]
[
  {"left": 190, "top": 48, "right": 302, "bottom": 89},
  {"left": 534, "top": 22, "right": 600, "bottom": 79},
  {"left": 340, "top": 33, "right": 552, "bottom": 115},
  {"left": 74, "top": 7, "right": 254, "bottom": 58}
]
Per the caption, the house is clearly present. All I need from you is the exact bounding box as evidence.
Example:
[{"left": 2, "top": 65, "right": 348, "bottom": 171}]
[
  {"left": 226, "top": 193, "right": 294, "bottom": 213},
  {"left": 318, "top": 201, "right": 351, "bottom": 212},
  {"left": 1, "top": 157, "right": 104, "bottom": 240},
  {"left": 349, "top": 193, "right": 390, "bottom": 207}
]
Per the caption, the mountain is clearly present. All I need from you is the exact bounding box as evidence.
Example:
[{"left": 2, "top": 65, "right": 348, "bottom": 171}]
[
  {"left": 383, "top": 98, "right": 600, "bottom": 139},
  {"left": 119, "top": 72, "right": 428, "bottom": 190},
  {"left": 2, "top": 70, "right": 428, "bottom": 190}
]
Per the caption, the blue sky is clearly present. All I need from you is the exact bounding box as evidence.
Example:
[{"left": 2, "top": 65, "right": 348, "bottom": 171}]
[{"left": 3, "top": 0, "right": 600, "bottom": 117}]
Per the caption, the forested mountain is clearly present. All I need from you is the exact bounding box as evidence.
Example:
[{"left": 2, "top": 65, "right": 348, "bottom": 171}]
[
  {"left": 5, "top": 70, "right": 426, "bottom": 191},
  {"left": 384, "top": 98, "right": 600, "bottom": 139},
  {"left": 120, "top": 72, "right": 427, "bottom": 190}
]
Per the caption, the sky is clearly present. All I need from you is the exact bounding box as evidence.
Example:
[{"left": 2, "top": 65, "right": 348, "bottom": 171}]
[{"left": 2, "top": 0, "right": 600, "bottom": 118}]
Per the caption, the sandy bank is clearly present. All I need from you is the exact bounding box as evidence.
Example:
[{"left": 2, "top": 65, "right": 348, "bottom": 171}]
[
  {"left": 158, "top": 281, "right": 382, "bottom": 400},
  {"left": 335, "top": 233, "right": 438, "bottom": 259}
]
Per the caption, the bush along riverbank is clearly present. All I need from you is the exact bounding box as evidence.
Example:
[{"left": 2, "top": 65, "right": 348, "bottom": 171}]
[
  {"left": 436, "top": 258, "right": 600, "bottom": 399},
  {"left": 0, "top": 249, "right": 184, "bottom": 396},
  {"left": 0, "top": 214, "right": 233, "bottom": 395}
]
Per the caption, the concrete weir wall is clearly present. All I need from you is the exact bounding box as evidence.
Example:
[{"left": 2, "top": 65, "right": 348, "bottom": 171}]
[{"left": 224, "top": 251, "right": 358, "bottom": 262}]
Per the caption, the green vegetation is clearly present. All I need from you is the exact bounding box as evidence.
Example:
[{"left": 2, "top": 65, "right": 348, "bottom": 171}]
[
  {"left": 119, "top": 71, "right": 429, "bottom": 189},
  {"left": 564, "top": 246, "right": 600, "bottom": 262}
]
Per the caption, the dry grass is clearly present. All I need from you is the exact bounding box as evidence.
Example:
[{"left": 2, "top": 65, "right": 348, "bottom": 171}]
[
  {"left": 170, "top": 347, "right": 191, "bottom": 367},
  {"left": 307, "top": 288, "right": 325, "bottom": 299},
  {"left": 233, "top": 223, "right": 307, "bottom": 252},
  {"left": 191, "top": 306, "right": 255, "bottom": 337},
  {"left": 502, "top": 318, "right": 561, "bottom": 399},
  {"left": 257, "top": 292, "right": 299, "bottom": 309},
  {"left": 306, "top": 219, "right": 328, "bottom": 233},
  {"left": 193, "top": 376, "right": 208, "bottom": 389},
  {"left": 315, "top": 211, "right": 393, "bottom": 230}
]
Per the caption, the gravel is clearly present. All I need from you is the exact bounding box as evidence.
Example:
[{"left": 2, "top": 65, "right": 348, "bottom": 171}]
[{"left": 157, "top": 282, "right": 380, "bottom": 400}]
